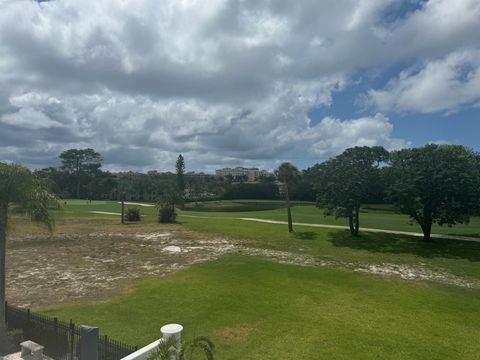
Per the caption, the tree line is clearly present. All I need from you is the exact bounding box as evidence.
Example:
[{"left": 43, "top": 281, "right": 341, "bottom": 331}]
[
  {"left": 279, "top": 144, "right": 480, "bottom": 242},
  {"left": 25, "top": 144, "right": 480, "bottom": 242}
]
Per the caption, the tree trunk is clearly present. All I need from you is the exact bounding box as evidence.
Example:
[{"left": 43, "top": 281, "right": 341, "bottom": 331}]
[
  {"left": 286, "top": 184, "right": 293, "bottom": 232},
  {"left": 0, "top": 202, "right": 9, "bottom": 353},
  {"left": 121, "top": 197, "right": 125, "bottom": 225},
  {"left": 76, "top": 171, "right": 80, "bottom": 199},
  {"left": 348, "top": 213, "right": 354, "bottom": 235},
  {"left": 354, "top": 204, "right": 360, "bottom": 236},
  {"left": 421, "top": 221, "right": 432, "bottom": 242}
]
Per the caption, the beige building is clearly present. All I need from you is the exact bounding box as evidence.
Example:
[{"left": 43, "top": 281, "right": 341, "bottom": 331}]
[{"left": 215, "top": 167, "right": 269, "bottom": 182}]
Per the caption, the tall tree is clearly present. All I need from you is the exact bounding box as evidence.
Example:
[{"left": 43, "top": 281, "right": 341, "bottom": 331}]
[
  {"left": 0, "top": 163, "right": 58, "bottom": 354},
  {"left": 387, "top": 144, "right": 480, "bottom": 242},
  {"left": 315, "top": 146, "right": 389, "bottom": 236},
  {"left": 176, "top": 155, "right": 185, "bottom": 208},
  {"left": 176, "top": 155, "right": 185, "bottom": 192},
  {"left": 59, "top": 148, "right": 102, "bottom": 198},
  {"left": 275, "top": 162, "right": 300, "bottom": 232}
]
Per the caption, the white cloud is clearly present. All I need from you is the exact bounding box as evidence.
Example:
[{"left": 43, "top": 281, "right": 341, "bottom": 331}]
[
  {"left": 366, "top": 50, "right": 480, "bottom": 113},
  {"left": 307, "top": 114, "right": 408, "bottom": 158},
  {"left": 0, "top": 0, "right": 479, "bottom": 169}
]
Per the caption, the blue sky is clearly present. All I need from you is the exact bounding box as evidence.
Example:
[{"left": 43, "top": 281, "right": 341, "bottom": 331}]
[
  {"left": 309, "top": 62, "right": 480, "bottom": 151},
  {"left": 0, "top": 0, "right": 479, "bottom": 172}
]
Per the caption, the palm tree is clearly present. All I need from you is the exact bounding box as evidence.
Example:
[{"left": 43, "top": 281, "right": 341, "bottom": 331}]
[
  {"left": 147, "top": 335, "right": 215, "bottom": 360},
  {"left": 275, "top": 162, "right": 300, "bottom": 232},
  {"left": 0, "top": 163, "right": 58, "bottom": 354}
]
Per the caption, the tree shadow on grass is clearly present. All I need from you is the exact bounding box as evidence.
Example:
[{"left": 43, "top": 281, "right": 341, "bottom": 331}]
[
  {"left": 328, "top": 230, "right": 480, "bottom": 262},
  {"left": 293, "top": 231, "right": 318, "bottom": 240}
]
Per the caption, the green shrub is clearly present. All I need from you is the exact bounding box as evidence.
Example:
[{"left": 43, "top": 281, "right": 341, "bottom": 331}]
[
  {"left": 125, "top": 207, "right": 141, "bottom": 222},
  {"left": 158, "top": 204, "right": 176, "bottom": 223}
]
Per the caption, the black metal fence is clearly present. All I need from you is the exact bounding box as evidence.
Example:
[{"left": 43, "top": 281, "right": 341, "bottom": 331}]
[{"left": 5, "top": 302, "right": 138, "bottom": 360}]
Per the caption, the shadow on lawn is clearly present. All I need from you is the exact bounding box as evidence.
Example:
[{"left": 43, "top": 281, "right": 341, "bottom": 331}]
[
  {"left": 328, "top": 230, "right": 480, "bottom": 262},
  {"left": 293, "top": 231, "right": 318, "bottom": 240}
]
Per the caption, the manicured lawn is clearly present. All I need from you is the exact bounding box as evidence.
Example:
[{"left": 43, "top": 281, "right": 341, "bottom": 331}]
[
  {"left": 42, "top": 255, "right": 480, "bottom": 360},
  {"left": 178, "top": 216, "right": 480, "bottom": 281},
  {"left": 179, "top": 202, "right": 480, "bottom": 237},
  {"left": 31, "top": 200, "right": 480, "bottom": 358},
  {"left": 56, "top": 199, "right": 480, "bottom": 237}
]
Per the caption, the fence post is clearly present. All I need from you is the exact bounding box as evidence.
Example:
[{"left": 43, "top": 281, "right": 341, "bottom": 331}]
[
  {"left": 104, "top": 335, "right": 108, "bottom": 358},
  {"left": 69, "top": 320, "right": 75, "bottom": 360},
  {"left": 161, "top": 324, "right": 183, "bottom": 360},
  {"left": 80, "top": 325, "right": 99, "bottom": 360}
]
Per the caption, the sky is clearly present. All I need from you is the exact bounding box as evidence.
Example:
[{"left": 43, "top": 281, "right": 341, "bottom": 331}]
[{"left": 0, "top": 0, "right": 479, "bottom": 173}]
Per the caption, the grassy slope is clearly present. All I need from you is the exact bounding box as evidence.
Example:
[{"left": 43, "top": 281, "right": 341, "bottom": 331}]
[{"left": 42, "top": 256, "right": 480, "bottom": 360}]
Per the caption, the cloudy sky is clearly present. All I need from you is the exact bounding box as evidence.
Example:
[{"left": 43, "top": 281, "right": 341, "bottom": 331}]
[{"left": 0, "top": 0, "right": 479, "bottom": 172}]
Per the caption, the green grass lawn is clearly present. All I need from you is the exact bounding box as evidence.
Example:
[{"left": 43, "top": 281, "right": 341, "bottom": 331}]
[
  {"left": 179, "top": 203, "right": 480, "bottom": 237},
  {"left": 35, "top": 199, "right": 480, "bottom": 358},
  {"left": 42, "top": 255, "right": 480, "bottom": 360},
  {"left": 178, "top": 216, "right": 480, "bottom": 281},
  {"left": 56, "top": 199, "right": 480, "bottom": 237}
]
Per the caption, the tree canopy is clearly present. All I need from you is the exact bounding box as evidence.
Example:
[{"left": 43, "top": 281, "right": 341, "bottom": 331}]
[
  {"left": 314, "top": 146, "right": 389, "bottom": 236},
  {"left": 176, "top": 154, "right": 185, "bottom": 192},
  {"left": 387, "top": 144, "right": 480, "bottom": 241},
  {"left": 59, "top": 148, "right": 102, "bottom": 198}
]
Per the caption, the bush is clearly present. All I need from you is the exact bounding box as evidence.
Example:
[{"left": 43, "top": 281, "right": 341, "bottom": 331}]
[
  {"left": 158, "top": 204, "right": 176, "bottom": 223},
  {"left": 125, "top": 207, "right": 141, "bottom": 222}
]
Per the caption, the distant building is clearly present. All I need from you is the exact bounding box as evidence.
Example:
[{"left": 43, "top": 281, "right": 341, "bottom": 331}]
[{"left": 215, "top": 167, "right": 271, "bottom": 182}]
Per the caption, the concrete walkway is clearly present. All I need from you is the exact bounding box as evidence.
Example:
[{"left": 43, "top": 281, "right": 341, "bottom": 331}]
[
  {"left": 237, "top": 218, "right": 480, "bottom": 243},
  {"left": 180, "top": 214, "right": 480, "bottom": 243}
]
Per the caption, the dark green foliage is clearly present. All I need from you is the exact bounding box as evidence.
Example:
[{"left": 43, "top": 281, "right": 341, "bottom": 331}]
[
  {"left": 180, "top": 336, "right": 215, "bottom": 360},
  {"left": 157, "top": 185, "right": 180, "bottom": 223},
  {"left": 176, "top": 154, "right": 185, "bottom": 192},
  {"left": 158, "top": 204, "right": 176, "bottom": 223},
  {"left": 125, "top": 207, "right": 141, "bottom": 222},
  {"left": 59, "top": 148, "right": 102, "bottom": 199},
  {"left": 314, "top": 146, "right": 389, "bottom": 236},
  {"left": 223, "top": 183, "right": 280, "bottom": 200},
  {"left": 387, "top": 144, "right": 480, "bottom": 241},
  {"left": 147, "top": 335, "right": 215, "bottom": 360}
]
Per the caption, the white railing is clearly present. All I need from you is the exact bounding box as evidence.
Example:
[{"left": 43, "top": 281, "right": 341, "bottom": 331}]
[{"left": 121, "top": 324, "right": 183, "bottom": 360}]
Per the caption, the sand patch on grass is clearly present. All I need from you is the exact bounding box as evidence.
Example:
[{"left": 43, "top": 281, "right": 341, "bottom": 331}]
[{"left": 6, "top": 227, "right": 478, "bottom": 309}]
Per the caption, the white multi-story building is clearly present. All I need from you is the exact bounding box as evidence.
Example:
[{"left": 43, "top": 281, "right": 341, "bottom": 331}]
[{"left": 215, "top": 167, "right": 267, "bottom": 182}]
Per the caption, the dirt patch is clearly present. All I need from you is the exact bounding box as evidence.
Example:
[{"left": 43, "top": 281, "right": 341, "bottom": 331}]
[
  {"left": 238, "top": 248, "right": 480, "bottom": 289},
  {"left": 213, "top": 324, "right": 256, "bottom": 343},
  {"left": 7, "top": 227, "right": 240, "bottom": 308},
  {"left": 6, "top": 223, "right": 479, "bottom": 309}
]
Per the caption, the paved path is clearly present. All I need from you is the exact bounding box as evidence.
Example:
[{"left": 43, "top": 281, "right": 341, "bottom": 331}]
[{"left": 181, "top": 214, "right": 480, "bottom": 243}]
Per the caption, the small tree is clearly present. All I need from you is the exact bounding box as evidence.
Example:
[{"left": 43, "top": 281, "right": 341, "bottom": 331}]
[
  {"left": 387, "top": 144, "right": 480, "bottom": 241},
  {"left": 125, "top": 207, "right": 141, "bottom": 222},
  {"left": 157, "top": 186, "right": 180, "bottom": 223},
  {"left": 315, "top": 146, "right": 389, "bottom": 236},
  {"left": 275, "top": 162, "right": 300, "bottom": 232}
]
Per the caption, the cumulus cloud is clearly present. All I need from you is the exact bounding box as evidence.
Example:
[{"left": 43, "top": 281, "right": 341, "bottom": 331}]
[
  {"left": 365, "top": 50, "right": 480, "bottom": 113},
  {"left": 307, "top": 114, "right": 408, "bottom": 158},
  {"left": 0, "top": 0, "right": 478, "bottom": 170}
]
